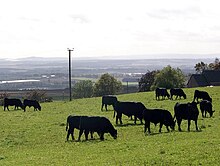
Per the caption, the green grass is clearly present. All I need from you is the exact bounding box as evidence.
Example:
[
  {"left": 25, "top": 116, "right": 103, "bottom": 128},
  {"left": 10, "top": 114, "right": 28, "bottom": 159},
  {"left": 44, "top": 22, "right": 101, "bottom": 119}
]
[{"left": 0, "top": 86, "right": 220, "bottom": 165}]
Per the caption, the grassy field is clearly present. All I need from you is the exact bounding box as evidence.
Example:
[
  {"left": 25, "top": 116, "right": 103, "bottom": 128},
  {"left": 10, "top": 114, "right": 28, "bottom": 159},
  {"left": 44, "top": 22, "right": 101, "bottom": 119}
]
[{"left": 0, "top": 87, "right": 220, "bottom": 165}]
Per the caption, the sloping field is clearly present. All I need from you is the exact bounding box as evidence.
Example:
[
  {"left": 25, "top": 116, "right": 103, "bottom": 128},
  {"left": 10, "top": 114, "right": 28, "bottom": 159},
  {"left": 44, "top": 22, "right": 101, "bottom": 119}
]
[{"left": 0, "top": 87, "right": 220, "bottom": 165}]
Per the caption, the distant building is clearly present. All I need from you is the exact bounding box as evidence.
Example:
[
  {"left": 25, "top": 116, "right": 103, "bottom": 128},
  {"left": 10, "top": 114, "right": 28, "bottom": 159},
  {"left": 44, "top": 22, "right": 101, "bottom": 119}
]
[{"left": 187, "top": 70, "right": 220, "bottom": 88}]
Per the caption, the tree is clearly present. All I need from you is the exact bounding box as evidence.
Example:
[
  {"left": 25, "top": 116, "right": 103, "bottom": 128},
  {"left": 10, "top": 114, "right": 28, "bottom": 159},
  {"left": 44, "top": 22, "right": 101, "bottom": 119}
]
[
  {"left": 72, "top": 80, "right": 94, "bottom": 99},
  {"left": 94, "top": 73, "right": 122, "bottom": 96},
  {"left": 25, "top": 90, "right": 47, "bottom": 102},
  {"left": 138, "top": 70, "right": 159, "bottom": 92},
  {"left": 194, "top": 61, "right": 208, "bottom": 73},
  {"left": 208, "top": 58, "right": 220, "bottom": 70},
  {"left": 151, "top": 65, "right": 185, "bottom": 90}
]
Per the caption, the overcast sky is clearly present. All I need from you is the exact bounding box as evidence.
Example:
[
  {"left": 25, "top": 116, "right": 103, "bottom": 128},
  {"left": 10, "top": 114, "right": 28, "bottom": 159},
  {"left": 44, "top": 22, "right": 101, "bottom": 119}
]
[{"left": 1, "top": 0, "right": 220, "bottom": 59}]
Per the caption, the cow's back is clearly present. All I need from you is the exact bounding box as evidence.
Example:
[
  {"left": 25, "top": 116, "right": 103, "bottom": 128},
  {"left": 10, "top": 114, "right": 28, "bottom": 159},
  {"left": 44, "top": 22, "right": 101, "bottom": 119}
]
[
  {"left": 102, "top": 95, "right": 117, "bottom": 104},
  {"left": 114, "top": 101, "right": 145, "bottom": 117}
]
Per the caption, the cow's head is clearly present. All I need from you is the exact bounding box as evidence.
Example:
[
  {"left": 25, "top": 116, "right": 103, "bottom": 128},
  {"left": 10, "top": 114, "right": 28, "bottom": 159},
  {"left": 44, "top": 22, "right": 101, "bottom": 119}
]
[
  {"left": 38, "top": 105, "right": 42, "bottom": 111},
  {"left": 209, "top": 110, "right": 215, "bottom": 117},
  {"left": 110, "top": 129, "right": 117, "bottom": 139},
  {"left": 170, "top": 118, "right": 176, "bottom": 131}
]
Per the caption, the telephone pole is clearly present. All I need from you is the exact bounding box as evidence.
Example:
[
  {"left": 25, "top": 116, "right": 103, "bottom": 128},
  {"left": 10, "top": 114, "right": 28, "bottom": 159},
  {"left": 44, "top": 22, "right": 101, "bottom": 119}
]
[{"left": 68, "top": 48, "right": 74, "bottom": 101}]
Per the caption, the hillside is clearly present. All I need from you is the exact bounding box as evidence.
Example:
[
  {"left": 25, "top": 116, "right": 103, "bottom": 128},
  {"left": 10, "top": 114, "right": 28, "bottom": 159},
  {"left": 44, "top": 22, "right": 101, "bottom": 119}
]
[{"left": 0, "top": 86, "right": 220, "bottom": 165}]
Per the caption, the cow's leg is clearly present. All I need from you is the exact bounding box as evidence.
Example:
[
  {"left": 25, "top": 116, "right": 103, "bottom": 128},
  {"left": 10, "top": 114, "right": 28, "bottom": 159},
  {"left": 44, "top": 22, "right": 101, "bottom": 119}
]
[
  {"left": 205, "top": 111, "right": 207, "bottom": 118},
  {"left": 188, "top": 120, "right": 191, "bottom": 131},
  {"left": 84, "top": 130, "right": 89, "bottom": 140},
  {"left": 90, "top": 131, "right": 94, "bottom": 139},
  {"left": 134, "top": 116, "right": 137, "bottom": 124},
  {"left": 105, "top": 104, "right": 108, "bottom": 111},
  {"left": 159, "top": 123, "right": 163, "bottom": 132},
  {"left": 101, "top": 103, "right": 104, "bottom": 111},
  {"left": 116, "top": 114, "right": 119, "bottom": 125},
  {"left": 99, "top": 133, "right": 104, "bottom": 141},
  {"left": 177, "top": 119, "right": 182, "bottom": 131},
  {"left": 116, "top": 113, "right": 122, "bottom": 124},
  {"left": 195, "top": 120, "right": 199, "bottom": 131},
  {"left": 201, "top": 110, "right": 204, "bottom": 118},
  {"left": 147, "top": 122, "right": 151, "bottom": 134},
  {"left": 24, "top": 106, "right": 26, "bottom": 112},
  {"left": 166, "top": 125, "right": 170, "bottom": 132},
  {"left": 144, "top": 121, "right": 151, "bottom": 134},
  {"left": 144, "top": 123, "right": 147, "bottom": 133},
  {"left": 78, "top": 130, "right": 84, "bottom": 141},
  {"left": 71, "top": 128, "right": 75, "bottom": 140},
  {"left": 119, "top": 115, "right": 123, "bottom": 124},
  {"left": 67, "top": 127, "right": 74, "bottom": 141},
  {"left": 140, "top": 119, "right": 143, "bottom": 124},
  {"left": 7, "top": 106, "right": 9, "bottom": 111}
]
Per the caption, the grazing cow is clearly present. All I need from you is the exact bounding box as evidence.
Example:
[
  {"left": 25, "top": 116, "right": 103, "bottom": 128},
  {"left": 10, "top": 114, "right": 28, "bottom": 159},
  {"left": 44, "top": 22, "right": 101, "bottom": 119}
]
[
  {"left": 199, "top": 100, "right": 215, "bottom": 118},
  {"left": 23, "top": 99, "right": 41, "bottom": 112},
  {"left": 174, "top": 102, "right": 199, "bottom": 131},
  {"left": 170, "top": 88, "right": 186, "bottom": 100},
  {"left": 3, "top": 98, "right": 24, "bottom": 111},
  {"left": 113, "top": 101, "right": 146, "bottom": 125},
  {"left": 143, "top": 108, "right": 175, "bottom": 134},
  {"left": 66, "top": 115, "right": 117, "bottom": 141},
  {"left": 193, "top": 90, "right": 212, "bottom": 102},
  {"left": 155, "top": 88, "right": 170, "bottom": 100},
  {"left": 101, "top": 95, "right": 117, "bottom": 111}
]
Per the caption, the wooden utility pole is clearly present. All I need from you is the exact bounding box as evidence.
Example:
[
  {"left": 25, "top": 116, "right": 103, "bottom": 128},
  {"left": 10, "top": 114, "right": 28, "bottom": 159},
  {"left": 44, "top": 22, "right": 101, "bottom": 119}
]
[{"left": 68, "top": 48, "right": 74, "bottom": 101}]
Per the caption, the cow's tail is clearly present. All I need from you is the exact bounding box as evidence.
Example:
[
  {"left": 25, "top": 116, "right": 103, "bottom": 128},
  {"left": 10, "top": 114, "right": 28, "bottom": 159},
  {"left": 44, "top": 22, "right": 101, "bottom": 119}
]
[
  {"left": 66, "top": 116, "right": 70, "bottom": 131},
  {"left": 173, "top": 103, "right": 178, "bottom": 121}
]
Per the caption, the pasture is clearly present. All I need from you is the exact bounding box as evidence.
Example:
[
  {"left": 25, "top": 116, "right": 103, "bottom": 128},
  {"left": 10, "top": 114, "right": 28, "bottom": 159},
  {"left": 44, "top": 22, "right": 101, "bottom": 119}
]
[{"left": 0, "top": 87, "right": 220, "bottom": 165}]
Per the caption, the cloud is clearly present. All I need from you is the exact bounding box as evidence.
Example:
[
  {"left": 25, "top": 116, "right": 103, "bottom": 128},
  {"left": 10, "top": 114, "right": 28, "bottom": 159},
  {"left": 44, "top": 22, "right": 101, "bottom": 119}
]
[
  {"left": 146, "top": 7, "right": 201, "bottom": 20},
  {"left": 69, "top": 15, "right": 90, "bottom": 24}
]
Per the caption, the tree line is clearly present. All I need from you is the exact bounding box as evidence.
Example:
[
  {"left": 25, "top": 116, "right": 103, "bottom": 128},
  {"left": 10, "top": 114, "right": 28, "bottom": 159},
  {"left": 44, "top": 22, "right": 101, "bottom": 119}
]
[{"left": 67, "top": 58, "right": 220, "bottom": 99}]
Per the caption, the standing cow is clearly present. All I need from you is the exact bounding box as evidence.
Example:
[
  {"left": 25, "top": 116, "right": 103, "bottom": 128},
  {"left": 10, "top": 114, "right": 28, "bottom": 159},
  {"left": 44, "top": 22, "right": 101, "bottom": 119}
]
[
  {"left": 170, "top": 88, "right": 186, "bottom": 100},
  {"left": 3, "top": 98, "right": 24, "bottom": 111},
  {"left": 23, "top": 99, "right": 41, "bottom": 112},
  {"left": 113, "top": 101, "right": 146, "bottom": 125},
  {"left": 66, "top": 115, "right": 117, "bottom": 141},
  {"left": 66, "top": 115, "right": 94, "bottom": 141},
  {"left": 193, "top": 90, "right": 212, "bottom": 102},
  {"left": 155, "top": 88, "right": 170, "bottom": 100},
  {"left": 174, "top": 102, "right": 199, "bottom": 131},
  {"left": 143, "top": 108, "right": 175, "bottom": 134},
  {"left": 101, "top": 95, "right": 117, "bottom": 111},
  {"left": 199, "top": 100, "right": 215, "bottom": 118}
]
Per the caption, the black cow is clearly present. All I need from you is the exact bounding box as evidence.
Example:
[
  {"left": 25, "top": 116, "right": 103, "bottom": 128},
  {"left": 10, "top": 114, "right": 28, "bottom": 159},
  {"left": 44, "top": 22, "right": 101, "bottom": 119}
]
[
  {"left": 66, "top": 115, "right": 117, "bottom": 141},
  {"left": 23, "top": 99, "right": 41, "bottom": 112},
  {"left": 193, "top": 90, "right": 212, "bottom": 102},
  {"left": 101, "top": 95, "right": 117, "bottom": 111},
  {"left": 170, "top": 88, "right": 186, "bottom": 100},
  {"left": 66, "top": 115, "right": 94, "bottom": 141},
  {"left": 143, "top": 108, "right": 175, "bottom": 134},
  {"left": 174, "top": 102, "right": 199, "bottom": 131},
  {"left": 3, "top": 98, "right": 24, "bottom": 111},
  {"left": 200, "top": 100, "right": 215, "bottom": 118},
  {"left": 155, "top": 88, "right": 170, "bottom": 100},
  {"left": 113, "top": 101, "right": 146, "bottom": 125}
]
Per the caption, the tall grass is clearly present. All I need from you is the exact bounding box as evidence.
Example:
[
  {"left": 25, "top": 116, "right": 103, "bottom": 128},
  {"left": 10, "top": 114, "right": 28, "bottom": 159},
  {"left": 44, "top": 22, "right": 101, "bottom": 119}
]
[{"left": 0, "top": 87, "right": 220, "bottom": 165}]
